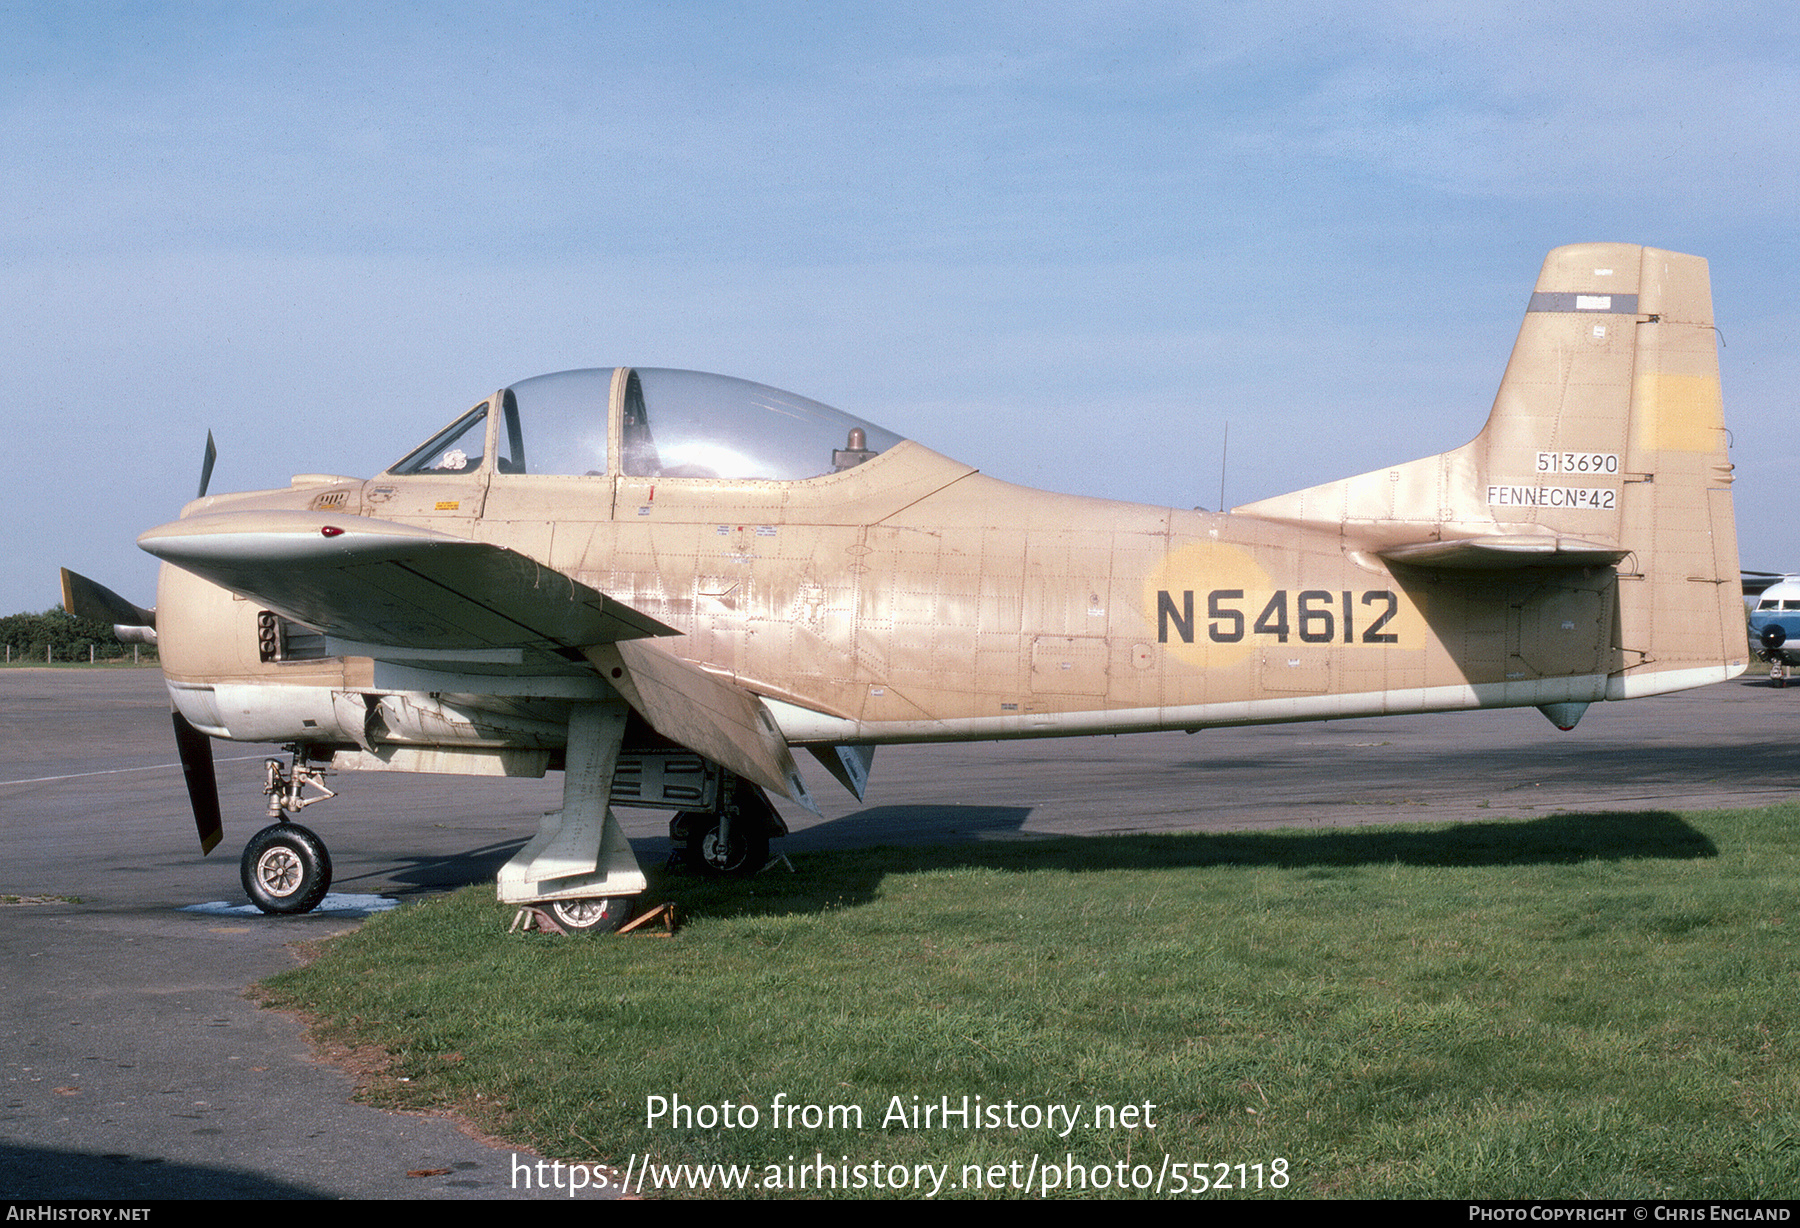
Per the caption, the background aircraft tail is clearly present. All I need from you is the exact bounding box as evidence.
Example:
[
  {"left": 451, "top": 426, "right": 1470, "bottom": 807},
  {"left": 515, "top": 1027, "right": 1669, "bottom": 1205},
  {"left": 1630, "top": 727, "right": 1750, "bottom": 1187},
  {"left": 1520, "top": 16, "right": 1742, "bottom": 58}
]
[{"left": 1237, "top": 242, "right": 1745, "bottom": 698}]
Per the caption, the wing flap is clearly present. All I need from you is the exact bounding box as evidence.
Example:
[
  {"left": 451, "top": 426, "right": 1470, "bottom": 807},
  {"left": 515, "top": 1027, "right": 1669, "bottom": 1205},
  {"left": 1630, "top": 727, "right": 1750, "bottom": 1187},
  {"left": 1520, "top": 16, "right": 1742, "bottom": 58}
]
[
  {"left": 138, "top": 510, "right": 677, "bottom": 650},
  {"left": 585, "top": 641, "right": 820, "bottom": 813}
]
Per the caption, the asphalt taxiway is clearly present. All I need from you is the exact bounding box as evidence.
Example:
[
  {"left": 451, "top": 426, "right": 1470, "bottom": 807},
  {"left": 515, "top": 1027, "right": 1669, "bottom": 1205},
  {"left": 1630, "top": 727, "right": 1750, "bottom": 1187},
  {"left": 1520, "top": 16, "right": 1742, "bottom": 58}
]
[{"left": 2, "top": 667, "right": 1794, "bottom": 1198}]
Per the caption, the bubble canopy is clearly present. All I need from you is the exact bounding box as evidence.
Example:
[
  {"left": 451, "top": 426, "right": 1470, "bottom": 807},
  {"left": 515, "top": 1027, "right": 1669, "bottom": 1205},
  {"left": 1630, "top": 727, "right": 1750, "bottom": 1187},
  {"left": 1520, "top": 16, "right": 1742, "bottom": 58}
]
[{"left": 388, "top": 368, "right": 903, "bottom": 481}]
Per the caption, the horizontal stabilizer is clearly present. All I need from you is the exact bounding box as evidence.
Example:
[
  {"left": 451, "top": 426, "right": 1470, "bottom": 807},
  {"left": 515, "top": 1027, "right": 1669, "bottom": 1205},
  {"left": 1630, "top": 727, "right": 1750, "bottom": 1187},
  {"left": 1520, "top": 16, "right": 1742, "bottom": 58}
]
[
  {"left": 138, "top": 511, "right": 677, "bottom": 653},
  {"left": 585, "top": 640, "right": 820, "bottom": 814},
  {"left": 1379, "top": 536, "right": 1629, "bottom": 570},
  {"left": 61, "top": 568, "right": 154, "bottom": 628}
]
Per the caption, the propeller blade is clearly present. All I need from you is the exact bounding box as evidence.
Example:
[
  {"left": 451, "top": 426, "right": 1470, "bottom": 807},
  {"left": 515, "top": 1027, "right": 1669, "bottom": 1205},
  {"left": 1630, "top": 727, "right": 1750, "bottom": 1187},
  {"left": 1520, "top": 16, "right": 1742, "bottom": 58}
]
[
  {"left": 171, "top": 711, "right": 223, "bottom": 854},
  {"left": 198, "top": 431, "right": 217, "bottom": 499}
]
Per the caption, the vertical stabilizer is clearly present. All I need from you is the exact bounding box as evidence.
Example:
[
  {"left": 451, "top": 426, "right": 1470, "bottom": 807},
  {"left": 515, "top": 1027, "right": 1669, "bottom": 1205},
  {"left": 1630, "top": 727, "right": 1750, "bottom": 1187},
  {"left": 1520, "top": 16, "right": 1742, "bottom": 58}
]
[{"left": 1236, "top": 244, "right": 1745, "bottom": 696}]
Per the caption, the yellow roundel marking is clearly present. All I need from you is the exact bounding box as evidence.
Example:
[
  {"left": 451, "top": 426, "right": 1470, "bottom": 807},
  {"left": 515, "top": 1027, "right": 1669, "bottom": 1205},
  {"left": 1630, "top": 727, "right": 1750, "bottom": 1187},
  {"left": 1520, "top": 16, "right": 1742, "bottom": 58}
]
[{"left": 1144, "top": 541, "right": 1271, "bottom": 670}]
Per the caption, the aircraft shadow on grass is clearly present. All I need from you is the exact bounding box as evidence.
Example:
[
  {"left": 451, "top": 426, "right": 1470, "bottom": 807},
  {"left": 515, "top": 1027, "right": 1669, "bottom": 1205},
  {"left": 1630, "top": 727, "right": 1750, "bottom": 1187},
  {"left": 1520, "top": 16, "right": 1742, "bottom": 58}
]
[
  {"left": 307, "top": 804, "right": 1722, "bottom": 909},
  {"left": 659, "top": 807, "right": 1721, "bottom": 921},
  {"left": 300, "top": 802, "right": 1724, "bottom": 922}
]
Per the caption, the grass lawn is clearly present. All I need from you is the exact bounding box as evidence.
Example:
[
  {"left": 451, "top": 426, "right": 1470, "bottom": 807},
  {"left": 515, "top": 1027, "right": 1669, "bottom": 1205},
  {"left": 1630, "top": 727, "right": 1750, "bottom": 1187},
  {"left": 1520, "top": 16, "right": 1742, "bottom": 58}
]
[{"left": 260, "top": 803, "right": 1800, "bottom": 1198}]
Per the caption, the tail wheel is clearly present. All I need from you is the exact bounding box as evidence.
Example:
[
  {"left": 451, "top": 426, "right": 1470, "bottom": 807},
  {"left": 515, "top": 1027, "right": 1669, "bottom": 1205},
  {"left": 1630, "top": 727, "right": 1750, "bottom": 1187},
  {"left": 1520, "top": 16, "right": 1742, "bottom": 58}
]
[
  {"left": 547, "top": 896, "right": 635, "bottom": 933},
  {"left": 241, "top": 822, "right": 332, "bottom": 915}
]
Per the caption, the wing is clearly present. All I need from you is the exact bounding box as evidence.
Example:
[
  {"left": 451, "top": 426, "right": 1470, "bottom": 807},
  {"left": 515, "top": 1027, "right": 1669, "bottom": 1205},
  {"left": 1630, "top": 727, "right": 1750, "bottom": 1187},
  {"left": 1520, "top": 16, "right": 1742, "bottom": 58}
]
[
  {"left": 140, "top": 510, "right": 818, "bottom": 808},
  {"left": 139, "top": 511, "right": 677, "bottom": 652}
]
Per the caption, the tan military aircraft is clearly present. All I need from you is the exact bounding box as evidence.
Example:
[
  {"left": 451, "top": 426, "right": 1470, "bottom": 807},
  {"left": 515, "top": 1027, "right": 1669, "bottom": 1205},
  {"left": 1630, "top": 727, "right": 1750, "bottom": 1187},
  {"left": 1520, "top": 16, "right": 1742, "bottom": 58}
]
[{"left": 64, "top": 243, "right": 1746, "bottom": 930}]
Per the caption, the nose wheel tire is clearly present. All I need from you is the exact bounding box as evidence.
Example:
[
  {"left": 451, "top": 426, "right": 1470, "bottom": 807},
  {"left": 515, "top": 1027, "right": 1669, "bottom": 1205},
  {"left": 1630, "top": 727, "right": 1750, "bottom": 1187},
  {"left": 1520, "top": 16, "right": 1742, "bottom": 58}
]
[
  {"left": 547, "top": 896, "right": 636, "bottom": 933},
  {"left": 241, "top": 822, "right": 332, "bottom": 915}
]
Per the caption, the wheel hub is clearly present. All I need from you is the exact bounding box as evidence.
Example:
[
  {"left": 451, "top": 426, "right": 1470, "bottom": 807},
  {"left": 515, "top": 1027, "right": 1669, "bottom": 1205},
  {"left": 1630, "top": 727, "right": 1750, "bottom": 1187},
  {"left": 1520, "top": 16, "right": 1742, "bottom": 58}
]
[
  {"left": 701, "top": 830, "right": 733, "bottom": 868},
  {"left": 255, "top": 848, "right": 303, "bottom": 897},
  {"left": 547, "top": 896, "right": 633, "bottom": 933},
  {"left": 553, "top": 899, "right": 610, "bottom": 926}
]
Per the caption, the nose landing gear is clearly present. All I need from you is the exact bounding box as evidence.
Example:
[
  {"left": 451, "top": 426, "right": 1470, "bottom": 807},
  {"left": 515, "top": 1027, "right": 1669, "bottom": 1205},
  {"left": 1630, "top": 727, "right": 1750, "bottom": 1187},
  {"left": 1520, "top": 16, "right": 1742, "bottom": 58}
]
[{"left": 239, "top": 750, "right": 338, "bottom": 916}]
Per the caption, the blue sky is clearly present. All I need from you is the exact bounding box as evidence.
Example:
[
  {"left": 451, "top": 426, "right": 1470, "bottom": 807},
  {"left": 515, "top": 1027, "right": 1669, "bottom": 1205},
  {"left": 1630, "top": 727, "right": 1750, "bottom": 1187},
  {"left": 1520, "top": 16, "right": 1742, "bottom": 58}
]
[{"left": 6, "top": 2, "right": 1796, "bottom": 614}]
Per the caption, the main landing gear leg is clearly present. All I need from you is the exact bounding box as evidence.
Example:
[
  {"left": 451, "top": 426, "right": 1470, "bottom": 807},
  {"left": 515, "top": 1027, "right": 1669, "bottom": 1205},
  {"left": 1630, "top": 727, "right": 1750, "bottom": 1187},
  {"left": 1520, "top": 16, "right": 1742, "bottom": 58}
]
[{"left": 497, "top": 700, "right": 643, "bottom": 932}]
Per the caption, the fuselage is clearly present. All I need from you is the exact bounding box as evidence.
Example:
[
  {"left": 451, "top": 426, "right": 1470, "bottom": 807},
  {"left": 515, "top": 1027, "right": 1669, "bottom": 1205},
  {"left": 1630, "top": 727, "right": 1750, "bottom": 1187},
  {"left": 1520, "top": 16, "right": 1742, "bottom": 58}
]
[{"left": 155, "top": 436, "right": 1617, "bottom": 755}]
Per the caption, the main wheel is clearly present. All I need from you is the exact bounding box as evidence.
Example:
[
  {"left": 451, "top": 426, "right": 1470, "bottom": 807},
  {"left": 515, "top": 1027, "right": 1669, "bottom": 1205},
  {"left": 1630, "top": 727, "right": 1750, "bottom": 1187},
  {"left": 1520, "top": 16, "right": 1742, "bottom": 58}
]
[
  {"left": 547, "top": 896, "right": 635, "bottom": 933},
  {"left": 241, "top": 823, "right": 332, "bottom": 915},
  {"left": 694, "top": 817, "right": 769, "bottom": 878}
]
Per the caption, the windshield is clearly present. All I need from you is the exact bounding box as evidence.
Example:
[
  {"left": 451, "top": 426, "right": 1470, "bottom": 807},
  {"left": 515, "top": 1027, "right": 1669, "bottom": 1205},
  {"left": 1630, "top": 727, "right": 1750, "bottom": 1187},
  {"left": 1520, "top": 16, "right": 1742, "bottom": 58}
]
[{"left": 388, "top": 403, "right": 490, "bottom": 475}]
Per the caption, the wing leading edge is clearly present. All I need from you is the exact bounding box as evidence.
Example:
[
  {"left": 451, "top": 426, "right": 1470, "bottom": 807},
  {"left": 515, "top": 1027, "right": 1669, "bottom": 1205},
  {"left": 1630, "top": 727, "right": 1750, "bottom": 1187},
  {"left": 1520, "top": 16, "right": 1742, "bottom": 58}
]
[{"left": 139, "top": 510, "right": 819, "bottom": 806}]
